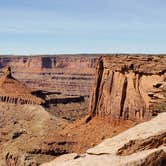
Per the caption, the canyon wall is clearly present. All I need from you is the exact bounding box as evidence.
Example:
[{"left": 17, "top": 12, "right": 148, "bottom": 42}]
[
  {"left": 1, "top": 54, "right": 166, "bottom": 121},
  {"left": 0, "top": 55, "right": 98, "bottom": 120},
  {"left": 0, "top": 55, "right": 97, "bottom": 96},
  {"left": 89, "top": 55, "right": 166, "bottom": 121}
]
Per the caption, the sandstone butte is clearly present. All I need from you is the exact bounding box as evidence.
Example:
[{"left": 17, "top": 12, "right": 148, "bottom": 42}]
[
  {"left": 89, "top": 55, "right": 166, "bottom": 121},
  {"left": 0, "top": 66, "right": 44, "bottom": 105}
]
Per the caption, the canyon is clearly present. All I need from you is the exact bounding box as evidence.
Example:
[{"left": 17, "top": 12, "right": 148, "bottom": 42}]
[
  {"left": 0, "top": 55, "right": 97, "bottom": 95},
  {"left": 0, "top": 54, "right": 166, "bottom": 165},
  {"left": 0, "top": 55, "right": 98, "bottom": 120}
]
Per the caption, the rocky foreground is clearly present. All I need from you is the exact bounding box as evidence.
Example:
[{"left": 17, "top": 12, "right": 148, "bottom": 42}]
[
  {"left": 0, "top": 103, "right": 134, "bottom": 166},
  {"left": 0, "top": 103, "right": 69, "bottom": 166},
  {"left": 42, "top": 113, "right": 166, "bottom": 166}
]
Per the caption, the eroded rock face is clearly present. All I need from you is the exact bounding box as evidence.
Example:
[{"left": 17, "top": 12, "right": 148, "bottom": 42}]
[
  {"left": 42, "top": 113, "right": 166, "bottom": 166},
  {"left": 89, "top": 55, "right": 166, "bottom": 121},
  {"left": 0, "top": 55, "right": 97, "bottom": 96},
  {"left": 0, "top": 55, "right": 98, "bottom": 120},
  {"left": 0, "top": 66, "right": 44, "bottom": 105}
]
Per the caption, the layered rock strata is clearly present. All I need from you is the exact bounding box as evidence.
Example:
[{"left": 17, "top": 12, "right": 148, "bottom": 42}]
[
  {"left": 0, "top": 55, "right": 97, "bottom": 120},
  {"left": 0, "top": 55, "right": 97, "bottom": 96},
  {"left": 89, "top": 55, "right": 166, "bottom": 121},
  {"left": 0, "top": 66, "right": 43, "bottom": 105}
]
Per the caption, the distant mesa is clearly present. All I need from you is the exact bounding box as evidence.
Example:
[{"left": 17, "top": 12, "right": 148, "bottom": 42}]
[{"left": 0, "top": 66, "right": 44, "bottom": 105}]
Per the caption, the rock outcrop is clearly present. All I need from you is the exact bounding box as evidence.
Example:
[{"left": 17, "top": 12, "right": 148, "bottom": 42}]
[
  {"left": 0, "top": 66, "right": 44, "bottom": 105},
  {"left": 89, "top": 55, "right": 166, "bottom": 121},
  {"left": 42, "top": 112, "right": 166, "bottom": 166}
]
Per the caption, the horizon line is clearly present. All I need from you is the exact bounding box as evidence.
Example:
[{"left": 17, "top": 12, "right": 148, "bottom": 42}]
[{"left": 1, "top": 52, "right": 166, "bottom": 57}]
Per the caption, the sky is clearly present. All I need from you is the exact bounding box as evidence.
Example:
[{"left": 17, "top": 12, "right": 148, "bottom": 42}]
[{"left": 0, "top": 0, "right": 166, "bottom": 55}]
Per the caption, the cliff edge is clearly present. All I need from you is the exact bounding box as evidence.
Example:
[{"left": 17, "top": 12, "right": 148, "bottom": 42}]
[{"left": 89, "top": 55, "right": 166, "bottom": 121}]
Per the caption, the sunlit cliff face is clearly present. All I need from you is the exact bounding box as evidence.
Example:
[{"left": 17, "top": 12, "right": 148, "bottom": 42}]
[{"left": 89, "top": 55, "right": 166, "bottom": 121}]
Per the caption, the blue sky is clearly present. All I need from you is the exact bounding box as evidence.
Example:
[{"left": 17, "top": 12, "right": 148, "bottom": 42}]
[{"left": 0, "top": 0, "right": 166, "bottom": 55}]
